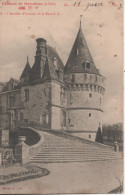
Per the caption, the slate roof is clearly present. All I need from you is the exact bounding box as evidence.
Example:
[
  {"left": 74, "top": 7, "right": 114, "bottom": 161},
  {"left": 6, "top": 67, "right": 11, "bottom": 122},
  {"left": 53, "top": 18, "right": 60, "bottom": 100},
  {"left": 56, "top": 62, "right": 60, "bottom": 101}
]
[
  {"left": 32, "top": 44, "right": 64, "bottom": 83},
  {"left": 64, "top": 26, "right": 102, "bottom": 76},
  {"left": 43, "top": 45, "right": 64, "bottom": 82},
  {"left": 2, "top": 78, "right": 19, "bottom": 92},
  {"left": 20, "top": 58, "right": 31, "bottom": 79}
]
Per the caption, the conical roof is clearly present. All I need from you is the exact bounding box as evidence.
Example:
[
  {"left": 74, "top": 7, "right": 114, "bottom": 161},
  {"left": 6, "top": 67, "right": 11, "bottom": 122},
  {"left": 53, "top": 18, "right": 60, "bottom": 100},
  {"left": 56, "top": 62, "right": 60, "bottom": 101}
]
[
  {"left": 64, "top": 26, "right": 101, "bottom": 76},
  {"left": 20, "top": 57, "right": 31, "bottom": 79}
]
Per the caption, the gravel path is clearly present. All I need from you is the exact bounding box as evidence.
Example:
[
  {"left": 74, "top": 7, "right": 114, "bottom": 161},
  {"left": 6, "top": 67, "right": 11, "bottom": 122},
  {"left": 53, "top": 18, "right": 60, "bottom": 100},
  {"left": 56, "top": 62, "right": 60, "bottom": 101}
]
[{"left": 0, "top": 159, "right": 123, "bottom": 194}]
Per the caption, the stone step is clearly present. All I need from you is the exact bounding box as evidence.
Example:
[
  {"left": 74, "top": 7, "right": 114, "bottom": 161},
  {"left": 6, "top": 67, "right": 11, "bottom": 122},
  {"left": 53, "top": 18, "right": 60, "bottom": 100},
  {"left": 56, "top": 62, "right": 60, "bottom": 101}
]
[
  {"left": 41, "top": 145, "right": 112, "bottom": 151},
  {"left": 30, "top": 156, "right": 121, "bottom": 163},
  {"left": 31, "top": 152, "right": 121, "bottom": 157},
  {"left": 32, "top": 153, "right": 121, "bottom": 159},
  {"left": 37, "top": 151, "right": 117, "bottom": 156},
  {"left": 28, "top": 129, "right": 120, "bottom": 163},
  {"left": 39, "top": 149, "right": 115, "bottom": 154}
]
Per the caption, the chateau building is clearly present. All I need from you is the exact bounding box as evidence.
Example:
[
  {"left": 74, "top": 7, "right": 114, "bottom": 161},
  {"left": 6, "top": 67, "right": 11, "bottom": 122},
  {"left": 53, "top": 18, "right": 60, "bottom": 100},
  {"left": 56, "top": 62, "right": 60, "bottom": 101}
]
[{"left": 0, "top": 23, "right": 105, "bottom": 141}]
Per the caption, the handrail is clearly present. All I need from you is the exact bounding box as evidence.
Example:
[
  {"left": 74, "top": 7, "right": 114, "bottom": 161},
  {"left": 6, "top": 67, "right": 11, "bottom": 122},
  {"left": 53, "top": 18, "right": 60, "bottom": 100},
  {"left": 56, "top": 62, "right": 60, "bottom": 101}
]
[
  {"left": 19, "top": 126, "right": 44, "bottom": 159},
  {"left": 28, "top": 127, "right": 44, "bottom": 158}
]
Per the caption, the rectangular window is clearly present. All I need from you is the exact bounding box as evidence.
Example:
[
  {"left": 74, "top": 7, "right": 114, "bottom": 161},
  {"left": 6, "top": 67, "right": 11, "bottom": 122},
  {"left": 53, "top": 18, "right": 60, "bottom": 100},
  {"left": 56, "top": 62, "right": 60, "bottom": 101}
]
[
  {"left": 42, "top": 114, "right": 48, "bottom": 124},
  {"left": 69, "top": 119, "right": 71, "bottom": 124},
  {"left": 89, "top": 93, "right": 92, "bottom": 98},
  {"left": 77, "top": 49, "right": 79, "bottom": 55},
  {"left": 63, "top": 110, "right": 66, "bottom": 126},
  {"left": 25, "top": 89, "right": 29, "bottom": 102},
  {"left": 84, "top": 74, "right": 87, "bottom": 80},
  {"left": 89, "top": 134, "right": 91, "bottom": 139},
  {"left": 56, "top": 70, "right": 59, "bottom": 78},
  {"left": 86, "top": 62, "right": 90, "bottom": 69},
  {"left": 61, "top": 110, "right": 66, "bottom": 127},
  {"left": 42, "top": 115, "right": 46, "bottom": 124},
  {"left": 71, "top": 74, "right": 75, "bottom": 82},
  {"left": 89, "top": 113, "right": 91, "bottom": 117},
  {"left": 60, "top": 87, "right": 65, "bottom": 104},
  {"left": 46, "top": 115, "right": 49, "bottom": 124},
  {"left": 20, "top": 113, "right": 23, "bottom": 121},
  {"left": 10, "top": 96, "right": 14, "bottom": 107}
]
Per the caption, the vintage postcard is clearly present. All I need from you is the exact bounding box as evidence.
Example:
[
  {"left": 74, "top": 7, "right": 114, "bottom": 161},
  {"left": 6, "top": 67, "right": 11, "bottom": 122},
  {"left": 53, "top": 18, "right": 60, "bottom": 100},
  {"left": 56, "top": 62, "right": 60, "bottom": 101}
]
[{"left": 0, "top": 0, "right": 123, "bottom": 193}]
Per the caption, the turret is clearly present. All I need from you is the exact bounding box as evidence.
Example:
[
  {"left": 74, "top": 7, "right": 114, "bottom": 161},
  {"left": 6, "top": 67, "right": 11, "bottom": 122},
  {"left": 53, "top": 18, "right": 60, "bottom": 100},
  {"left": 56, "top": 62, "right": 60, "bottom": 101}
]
[
  {"left": 64, "top": 18, "right": 105, "bottom": 141},
  {"left": 20, "top": 56, "right": 31, "bottom": 83}
]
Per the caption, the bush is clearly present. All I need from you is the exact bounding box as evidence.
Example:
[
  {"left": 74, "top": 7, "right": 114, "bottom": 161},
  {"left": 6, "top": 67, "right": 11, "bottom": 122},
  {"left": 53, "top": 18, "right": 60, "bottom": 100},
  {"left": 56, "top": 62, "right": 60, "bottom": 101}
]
[{"left": 95, "top": 127, "right": 103, "bottom": 144}]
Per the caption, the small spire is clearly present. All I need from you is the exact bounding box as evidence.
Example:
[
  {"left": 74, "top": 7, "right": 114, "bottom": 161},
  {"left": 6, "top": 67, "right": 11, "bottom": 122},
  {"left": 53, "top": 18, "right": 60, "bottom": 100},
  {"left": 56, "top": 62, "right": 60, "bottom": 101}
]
[
  {"left": 80, "top": 15, "right": 82, "bottom": 28},
  {"left": 27, "top": 56, "right": 29, "bottom": 63}
]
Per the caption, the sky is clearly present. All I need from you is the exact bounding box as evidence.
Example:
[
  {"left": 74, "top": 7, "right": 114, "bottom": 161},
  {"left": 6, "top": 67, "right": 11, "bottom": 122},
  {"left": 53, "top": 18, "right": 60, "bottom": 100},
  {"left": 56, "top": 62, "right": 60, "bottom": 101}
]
[{"left": 0, "top": 0, "right": 123, "bottom": 125}]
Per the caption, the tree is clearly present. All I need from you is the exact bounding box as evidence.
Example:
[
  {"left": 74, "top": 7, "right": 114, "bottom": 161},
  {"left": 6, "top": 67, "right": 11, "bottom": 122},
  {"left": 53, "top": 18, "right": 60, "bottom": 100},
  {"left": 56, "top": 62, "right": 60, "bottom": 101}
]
[{"left": 95, "top": 127, "right": 103, "bottom": 144}]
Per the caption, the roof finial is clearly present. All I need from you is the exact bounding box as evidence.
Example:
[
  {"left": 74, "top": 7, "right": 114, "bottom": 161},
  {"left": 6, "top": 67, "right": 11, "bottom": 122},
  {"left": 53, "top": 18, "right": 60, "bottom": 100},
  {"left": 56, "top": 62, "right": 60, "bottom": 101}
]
[
  {"left": 27, "top": 56, "right": 29, "bottom": 63},
  {"left": 80, "top": 15, "right": 82, "bottom": 28}
]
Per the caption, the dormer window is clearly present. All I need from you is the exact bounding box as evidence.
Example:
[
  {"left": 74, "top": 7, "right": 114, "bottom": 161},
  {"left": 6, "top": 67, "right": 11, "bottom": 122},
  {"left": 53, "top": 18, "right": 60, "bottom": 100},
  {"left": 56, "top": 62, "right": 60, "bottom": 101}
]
[
  {"left": 53, "top": 57, "right": 58, "bottom": 70},
  {"left": 77, "top": 49, "right": 79, "bottom": 55},
  {"left": 86, "top": 61, "right": 90, "bottom": 69},
  {"left": 82, "top": 61, "right": 91, "bottom": 70}
]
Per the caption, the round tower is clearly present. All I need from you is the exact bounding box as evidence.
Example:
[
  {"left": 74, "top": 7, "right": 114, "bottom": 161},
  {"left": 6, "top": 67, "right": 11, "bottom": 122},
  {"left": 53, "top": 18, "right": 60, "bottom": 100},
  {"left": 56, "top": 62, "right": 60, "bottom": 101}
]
[{"left": 64, "top": 21, "right": 105, "bottom": 141}]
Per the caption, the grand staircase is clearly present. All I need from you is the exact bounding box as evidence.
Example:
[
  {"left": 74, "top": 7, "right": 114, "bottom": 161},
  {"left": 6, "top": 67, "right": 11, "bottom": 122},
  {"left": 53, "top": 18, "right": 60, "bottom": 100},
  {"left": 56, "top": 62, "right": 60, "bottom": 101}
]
[{"left": 29, "top": 130, "right": 122, "bottom": 163}]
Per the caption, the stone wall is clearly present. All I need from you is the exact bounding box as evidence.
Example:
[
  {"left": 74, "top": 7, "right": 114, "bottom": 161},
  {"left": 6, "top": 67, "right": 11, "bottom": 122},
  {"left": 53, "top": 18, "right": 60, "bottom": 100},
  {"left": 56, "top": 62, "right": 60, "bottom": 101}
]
[
  {"left": 0, "top": 89, "right": 21, "bottom": 130},
  {"left": 64, "top": 72, "right": 104, "bottom": 139},
  {"left": 51, "top": 81, "right": 66, "bottom": 130},
  {"left": 67, "top": 90, "right": 103, "bottom": 110},
  {"left": 21, "top": 82, "right": 51, "bottom": 129},
  {"left": 67, "top": 109, "right": 102, "bottom": 131}
]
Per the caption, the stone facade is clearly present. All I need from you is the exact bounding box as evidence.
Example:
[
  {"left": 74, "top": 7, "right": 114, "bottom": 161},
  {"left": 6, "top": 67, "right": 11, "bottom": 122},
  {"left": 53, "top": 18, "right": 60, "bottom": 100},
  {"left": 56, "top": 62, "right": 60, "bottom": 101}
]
[{"left": 0, "top": 24, "right": 105, "bottom": 141}]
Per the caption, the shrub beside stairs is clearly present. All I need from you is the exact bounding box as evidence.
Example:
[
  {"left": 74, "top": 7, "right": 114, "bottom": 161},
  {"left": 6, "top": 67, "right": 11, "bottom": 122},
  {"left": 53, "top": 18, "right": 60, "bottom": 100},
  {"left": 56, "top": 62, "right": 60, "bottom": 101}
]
[{"left": 29, "top": 129, "right": 122, "bottom": 163}]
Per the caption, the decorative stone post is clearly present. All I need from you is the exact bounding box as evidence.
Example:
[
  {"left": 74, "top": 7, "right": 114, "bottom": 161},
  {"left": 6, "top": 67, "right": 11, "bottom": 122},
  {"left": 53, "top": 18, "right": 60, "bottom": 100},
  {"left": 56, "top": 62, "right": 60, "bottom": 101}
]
[
  {"left": 0, "top": 129, "right": 9, "bottom": 147},
  {"left": 114, "top": 141, "right": 119, "bottom": 152},
  {"left": 15, "top": 136, "right": 29, "bottom": 164}
]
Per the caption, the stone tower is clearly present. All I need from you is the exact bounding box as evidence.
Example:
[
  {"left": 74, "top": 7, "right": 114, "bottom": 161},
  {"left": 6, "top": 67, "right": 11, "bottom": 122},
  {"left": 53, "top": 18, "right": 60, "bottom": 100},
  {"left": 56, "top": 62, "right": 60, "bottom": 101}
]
[{"left": 64, "top": 21, "right": 105, "bottom": 141}]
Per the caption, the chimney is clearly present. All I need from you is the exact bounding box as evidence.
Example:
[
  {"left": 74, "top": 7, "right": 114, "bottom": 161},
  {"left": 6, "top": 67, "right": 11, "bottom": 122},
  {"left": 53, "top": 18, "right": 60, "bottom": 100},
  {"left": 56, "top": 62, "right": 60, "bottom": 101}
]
[
  {"left": 36, "top": 38, "right": 47, "bottom": 57},
  {"left": 32, "top": 38, "right": 47, "bottom": 81}
]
